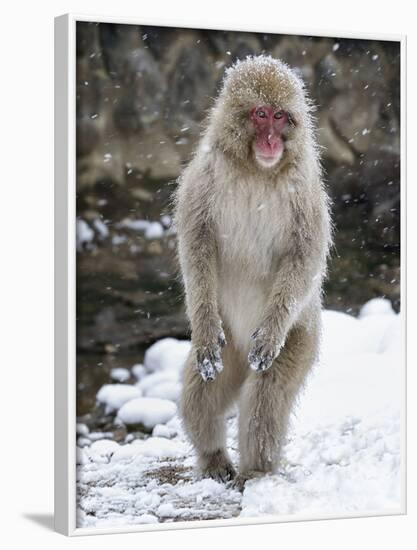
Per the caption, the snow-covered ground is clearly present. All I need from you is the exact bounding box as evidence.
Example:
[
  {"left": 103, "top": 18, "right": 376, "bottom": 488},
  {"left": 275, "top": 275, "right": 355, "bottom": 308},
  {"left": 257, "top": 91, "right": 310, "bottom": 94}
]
[{"left": 76, "top": 298, "right": 403, "bottom": 529}]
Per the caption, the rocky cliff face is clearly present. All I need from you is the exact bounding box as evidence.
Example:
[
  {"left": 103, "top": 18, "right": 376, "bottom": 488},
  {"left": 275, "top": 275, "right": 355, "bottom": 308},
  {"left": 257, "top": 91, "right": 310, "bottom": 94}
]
[{"left": 75, "top": 22, "right": 400, "bottom": 355}]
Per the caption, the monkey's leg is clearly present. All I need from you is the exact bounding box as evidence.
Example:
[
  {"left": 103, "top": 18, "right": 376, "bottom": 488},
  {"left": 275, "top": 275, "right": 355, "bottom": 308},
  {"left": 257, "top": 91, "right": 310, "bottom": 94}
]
[
  {"left": 237, "top": 322, "right": 319, "bottom": 487},
  {"left": 181, "top": 340, "right": 246, "bottom": 482}
]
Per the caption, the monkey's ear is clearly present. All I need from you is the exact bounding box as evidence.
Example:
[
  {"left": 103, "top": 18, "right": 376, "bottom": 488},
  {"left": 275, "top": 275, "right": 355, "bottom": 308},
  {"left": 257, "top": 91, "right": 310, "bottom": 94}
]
[{"left": 288, "top": 113, "right": 297, "bottom": 127}]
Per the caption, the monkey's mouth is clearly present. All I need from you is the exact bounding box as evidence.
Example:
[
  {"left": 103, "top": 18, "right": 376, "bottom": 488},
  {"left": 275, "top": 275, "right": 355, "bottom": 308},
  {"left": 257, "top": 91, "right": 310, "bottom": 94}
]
[{"left": 254, "top": 148, "right": 284, "bottom": 168}]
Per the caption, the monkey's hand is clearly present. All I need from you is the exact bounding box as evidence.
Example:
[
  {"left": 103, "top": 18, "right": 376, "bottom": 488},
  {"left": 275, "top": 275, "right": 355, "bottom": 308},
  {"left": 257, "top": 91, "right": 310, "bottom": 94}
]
[
  {"left": 248, "top": 325, "right": 284, "bottom": 372},
  {"left": 195, "top": 329, "right": 226, "bottom": 382}
]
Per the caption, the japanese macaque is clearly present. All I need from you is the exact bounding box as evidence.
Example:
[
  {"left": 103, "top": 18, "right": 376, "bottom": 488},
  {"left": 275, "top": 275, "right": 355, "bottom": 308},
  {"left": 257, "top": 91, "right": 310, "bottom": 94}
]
[{"left": 174, "top": 56, "right": 332, "bottom": 489}]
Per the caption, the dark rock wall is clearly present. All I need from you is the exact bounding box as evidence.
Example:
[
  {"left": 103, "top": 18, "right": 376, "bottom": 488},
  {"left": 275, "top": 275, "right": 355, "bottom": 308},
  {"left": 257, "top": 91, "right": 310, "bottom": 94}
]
[{"left": 76, "top": 22, "right": 400, "bottom": 355}]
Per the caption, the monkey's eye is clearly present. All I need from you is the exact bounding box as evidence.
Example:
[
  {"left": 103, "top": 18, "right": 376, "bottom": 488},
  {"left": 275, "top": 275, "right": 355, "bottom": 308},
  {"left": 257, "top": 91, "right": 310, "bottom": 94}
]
[
  {"left": 256, "top": 110, "right": 266, "bottom": 118},
  {"left": 274, "top": 110, "right": 284, "bottom": 119}
]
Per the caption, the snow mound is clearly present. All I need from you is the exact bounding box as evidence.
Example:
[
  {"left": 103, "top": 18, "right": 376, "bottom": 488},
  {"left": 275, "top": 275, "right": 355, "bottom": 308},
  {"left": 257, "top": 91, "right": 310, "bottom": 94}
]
[
  {"left": 89, "top": 439, "right": 120, "bottom": 460},
  {"left": 152, "top": 424, "right": 173, "bottom": 438},
  {"left": 110, "top": 442, "right": 143, "bottom": 462},
  {"left": 110, "top": 437, "right": 187, "bottom": 462},
  {"left": 96, "top": 384, "right": 142, "bottom": 413},
  {"left": 321, "top": 301, "right": 399, "bottom": 357},
  {"left": 132, "top": 363, "right": 146, "bottom": 380},
  {"left": 359, "top": 297, "right": 395, "bottom": 318},
  {"left": 380, "top": 314, "right": 402, "bottom": 354},
  {"left": 136, "top": 437, "right": 187, "bottom": 459},
  {"left": 117, "top": 397, "right": 177, "bottom": 429},
  {"left": 144, "top": 338, "right": 191, "bottom": 373},
  {"left": 144, "top": 381, "right": 182, "bottom": 402},
  {"left": 242, "top": 411, "right": 400, "bottom": 518},
  {"left": 138, "top": 370, "right": 179, "bottom": 393},
  {"left": 321, "top": 310, "right": 361, "bottom": 356}
]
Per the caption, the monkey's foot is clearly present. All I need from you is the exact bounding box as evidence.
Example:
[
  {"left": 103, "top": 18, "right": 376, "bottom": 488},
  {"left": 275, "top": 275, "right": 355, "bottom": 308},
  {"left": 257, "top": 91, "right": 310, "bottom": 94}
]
[
  {"left": 200, "top": 450, "right": 236, "bottom": 483},
  {"left": 232, "top": 470, "right": 264, "bottom": 492}
]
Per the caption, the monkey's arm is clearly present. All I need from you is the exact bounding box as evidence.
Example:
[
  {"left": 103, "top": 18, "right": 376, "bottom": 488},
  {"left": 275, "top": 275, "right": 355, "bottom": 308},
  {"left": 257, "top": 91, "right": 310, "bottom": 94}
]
[
  {"left": 249, "top": 196, "right": 331, "bottom": 372},
  {"left": 176, "top": 171, "right": 225, "bottom": 381}
]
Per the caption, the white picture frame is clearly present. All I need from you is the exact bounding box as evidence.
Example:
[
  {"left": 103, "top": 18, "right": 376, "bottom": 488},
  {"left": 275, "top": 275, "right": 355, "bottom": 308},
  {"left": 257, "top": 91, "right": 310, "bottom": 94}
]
[{"left": 54, "top": 13, "right": 407, "bottom": 536}]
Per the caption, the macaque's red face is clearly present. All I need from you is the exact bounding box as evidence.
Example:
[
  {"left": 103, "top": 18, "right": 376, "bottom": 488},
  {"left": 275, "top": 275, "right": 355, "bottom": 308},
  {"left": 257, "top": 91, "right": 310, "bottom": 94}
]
[{"left": 250, "top": 105, "right": 290, "bottom": 168}]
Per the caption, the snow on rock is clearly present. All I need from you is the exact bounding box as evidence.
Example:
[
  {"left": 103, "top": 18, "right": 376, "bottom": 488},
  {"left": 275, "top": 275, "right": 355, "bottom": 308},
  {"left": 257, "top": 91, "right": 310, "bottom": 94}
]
[
  {"left": 118, "top": 218, "right": 164, "bottom": 239},
  {"left": 145, "top": 222, "right": 164, "bottom": 239},
  {"left": 157, "top": 502, "right": 177, "bottom": 518},
  {"left": 110, "top": 441, "right": 144, "bottom": 462},
  {"left": 132, "top": 363, "right": 146, "bottom": 380},
  {"left": 96, "top": 384, "right": 142, "bottom": 414},
  {"left": 138, "top": 370, "right": 178, "bottom": 393},
  {"left": 144, "top": 338, "right": 191, "bottom": 373},
  {"left": 76, "top": 423, "right": 89, "bottom": 436},
  {"left": 77, "top": 427, "right": 240, "bottom": 527},
  {"left": 76, "top": 447, "right": 89, "bottom": 465},
  {"left": 88, "top": 431, "right": 114, "bottom": 442},
  {"left": 117, "top": 397, "right": 177, "bottom": 430},
  {"left": 136, "top": 437, "right": 187, "bottom": 459},
  {"left": 77, "top": 436, "right": 91, "bottom": 448},
  {"left": 165, "top": 414, "right": 181, "bottom": 435},
  {"left": 160, "top": 214, "right": 172, "bottom": 228},
  {"left": 110, "top": 437, "right": 186, "bottom": 462},
  {"left": 93, "top": 218, "right": 109, "bottom": 239},
  {"left": 119, "top": 218, "right": 149, "bottom": 231},
  {"left": 152, "top": 424, "right": 174, "bottom": 438},
  {"left": 175, "top": 478, "right": 230, "bottom": 499},
  {"left": 144, "top": 380, "right": 182, "bottom": 402},
  {"left": 80, "top": 440, "right": 121, "bottom": 465},
  {"left": 110, "top": 367, "right": 130, "bottom": 383},
  {"left": 88, "top": 439, "right": 120, "bottom": 460},
  {"left": 76, "top": 219, "right": 94, "bottom": 250},
  {"left": 112, "top": 234, "right": 127, "bottom": 246},
  {"left": 134, "top": 492, "right": 161, "bottom": 510}
]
